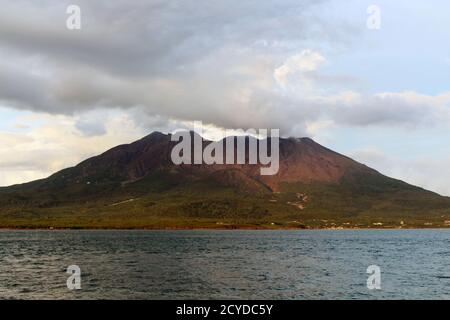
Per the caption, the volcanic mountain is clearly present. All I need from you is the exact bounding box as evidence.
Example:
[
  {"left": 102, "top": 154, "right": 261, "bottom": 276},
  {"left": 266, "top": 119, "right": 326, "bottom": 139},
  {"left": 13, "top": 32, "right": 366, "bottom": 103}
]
[{"left": 1, "top": 131, "right": 449, "bottom": 229}]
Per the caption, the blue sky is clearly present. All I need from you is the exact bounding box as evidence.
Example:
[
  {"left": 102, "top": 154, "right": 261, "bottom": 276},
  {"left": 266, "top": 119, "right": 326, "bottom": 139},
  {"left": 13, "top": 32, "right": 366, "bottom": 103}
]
[{"left": 1, "top": 0, "right": 450, "bottom": 194}]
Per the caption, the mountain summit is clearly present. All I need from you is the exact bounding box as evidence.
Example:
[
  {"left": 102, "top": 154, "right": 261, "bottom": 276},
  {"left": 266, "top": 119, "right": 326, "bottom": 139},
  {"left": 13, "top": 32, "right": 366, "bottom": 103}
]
[{"left": 1, "top": 132, "right": 449, "bottom": 229}]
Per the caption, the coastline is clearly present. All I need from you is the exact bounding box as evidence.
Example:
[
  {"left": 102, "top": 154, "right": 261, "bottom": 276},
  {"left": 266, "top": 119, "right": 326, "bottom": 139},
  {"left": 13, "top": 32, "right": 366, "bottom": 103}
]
[{"left": 1, "top": 226, "right": 450, "bottom": 231}]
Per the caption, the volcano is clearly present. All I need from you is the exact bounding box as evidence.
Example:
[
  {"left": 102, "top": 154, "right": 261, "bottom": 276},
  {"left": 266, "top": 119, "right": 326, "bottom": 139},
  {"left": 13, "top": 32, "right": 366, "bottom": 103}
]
[{"left": 1, "top": 131, "right": 449, "bottom": 229}]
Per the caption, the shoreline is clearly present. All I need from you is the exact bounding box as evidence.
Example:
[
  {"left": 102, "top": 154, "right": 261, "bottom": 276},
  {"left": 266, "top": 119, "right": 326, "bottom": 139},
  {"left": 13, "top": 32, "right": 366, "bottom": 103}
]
[{"left": 1, "top": 226, "right": 450, "bottom": 231}]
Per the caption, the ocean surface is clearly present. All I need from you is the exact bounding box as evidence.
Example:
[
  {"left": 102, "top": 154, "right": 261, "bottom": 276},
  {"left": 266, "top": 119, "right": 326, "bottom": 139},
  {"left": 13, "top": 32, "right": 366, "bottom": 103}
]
[{"left": 1, "top": 229, "right": 450, "bottom": 299}]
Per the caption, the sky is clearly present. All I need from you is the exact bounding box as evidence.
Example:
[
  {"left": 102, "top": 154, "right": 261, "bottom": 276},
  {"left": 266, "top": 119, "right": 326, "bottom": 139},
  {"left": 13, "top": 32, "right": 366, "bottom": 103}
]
[{"left": 1, "top": 0, "right": 450, "bottom": 195}]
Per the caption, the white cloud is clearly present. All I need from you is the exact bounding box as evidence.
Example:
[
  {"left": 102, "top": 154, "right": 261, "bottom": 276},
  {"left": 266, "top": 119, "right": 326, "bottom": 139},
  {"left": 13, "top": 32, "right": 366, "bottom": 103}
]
[
  {"left": 0, "top": 110, "right": 145, "bottom": 186},
  {"left": 274, "top": 50, "right": 326, "bottom": 87},
  {"left": 351, "top": 147, "right": 450, "bottom": 196}
]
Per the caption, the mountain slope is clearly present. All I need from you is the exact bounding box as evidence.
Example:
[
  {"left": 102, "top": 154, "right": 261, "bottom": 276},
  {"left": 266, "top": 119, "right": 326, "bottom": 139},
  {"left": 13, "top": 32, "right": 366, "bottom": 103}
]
[{"left": 1, "top": 131, "right": 449, "bottom": 229}]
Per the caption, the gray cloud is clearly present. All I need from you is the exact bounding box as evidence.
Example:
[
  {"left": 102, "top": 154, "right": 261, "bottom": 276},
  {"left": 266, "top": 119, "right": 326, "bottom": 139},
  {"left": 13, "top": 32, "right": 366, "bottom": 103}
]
[
  {"left": 0, "top": 0, "right": 449, "bottom": 137},
  {"left": 0, "top": 0, "right": 349, "bottom": 131},
  {"left": 331, "top": 92, "right": 450, "bottom": 128},
  {"left": 75, "top": 118, "right": 107, "bottom": 137},
  {"left": 0, "top": 0, "right": 333, "bottom": 76}
]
